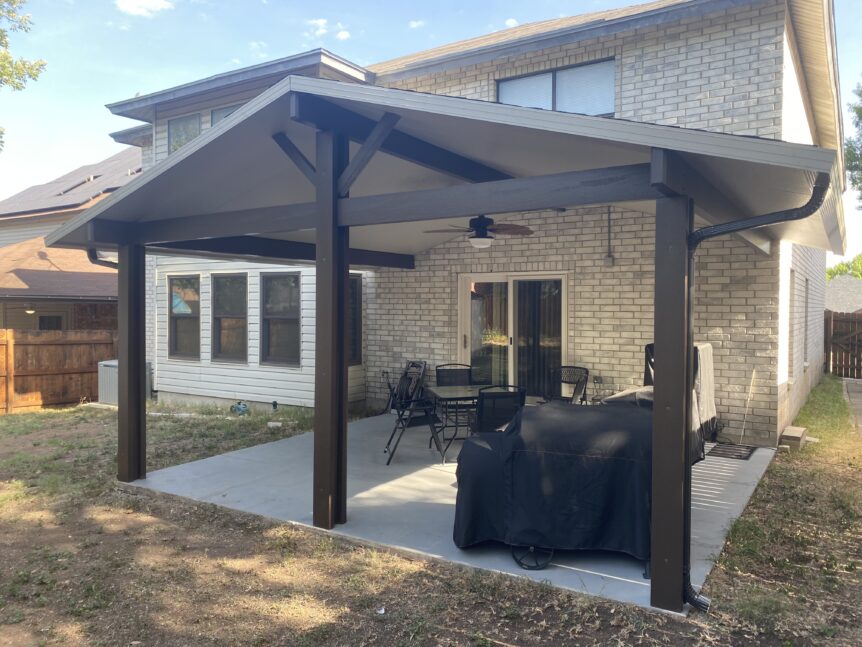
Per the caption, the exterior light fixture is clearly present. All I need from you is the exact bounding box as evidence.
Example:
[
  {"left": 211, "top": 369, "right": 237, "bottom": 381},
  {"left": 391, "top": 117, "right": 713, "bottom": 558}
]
[
  {"left": 468, "top": 234, "right": 493, "bottom": 249},
  {"left": 25, "top": 307, "right": 35, "bottom": 315}
]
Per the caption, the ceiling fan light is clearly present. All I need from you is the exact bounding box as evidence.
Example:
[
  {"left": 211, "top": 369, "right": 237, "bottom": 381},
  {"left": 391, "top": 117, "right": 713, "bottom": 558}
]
[{"left": 468, "top": 235, "right": 493, "bottom": 249}]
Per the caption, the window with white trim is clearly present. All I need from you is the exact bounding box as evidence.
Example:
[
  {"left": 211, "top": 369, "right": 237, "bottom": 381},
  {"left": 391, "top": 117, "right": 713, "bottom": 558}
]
[
  {"left": 497, "top": 60, "right": 615, "bottom": 116},
  {"left": 167, "top": 114, "right": 201, "bottom": 153}
]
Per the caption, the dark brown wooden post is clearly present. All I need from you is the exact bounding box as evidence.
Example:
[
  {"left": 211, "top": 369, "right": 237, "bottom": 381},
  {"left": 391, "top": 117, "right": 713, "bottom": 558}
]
[
  {"left": 313, "top": 130, "right": 350, "bottom": 529},
  {"left": 651, "top": 196, "right": 693, "bottom": 611},
  {"left": 117, "top": 243, "right": 147, "bottom": 482}
]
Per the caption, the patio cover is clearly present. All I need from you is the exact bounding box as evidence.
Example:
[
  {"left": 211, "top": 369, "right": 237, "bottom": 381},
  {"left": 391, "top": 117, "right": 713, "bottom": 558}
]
[
  {"left": 47, "top": 75, "right": 845, "bottom": 613},
  {"left": 47, "top": 76, "right": 844, "bottom": 256}
]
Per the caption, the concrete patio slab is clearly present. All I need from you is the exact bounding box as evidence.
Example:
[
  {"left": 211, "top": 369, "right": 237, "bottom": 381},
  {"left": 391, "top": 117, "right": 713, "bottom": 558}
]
[{"left": 131, "top": 413, "right": 773, "bottom": 609}]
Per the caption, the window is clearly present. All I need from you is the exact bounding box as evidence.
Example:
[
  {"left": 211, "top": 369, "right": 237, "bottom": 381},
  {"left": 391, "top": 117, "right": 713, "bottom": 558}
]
[
  {"left": 38, "top": 315, "right": 62, "bottom": 331},
  {"left": 169, "top": 276, "right": 200, "bottom": 358},
  {"left": 261, "top": 273, "right": 301, "bottom": 365},
  {"left": 211, "top": 104, "right": 242, "bottom": 126},
  {"left": 212, "top": 274, "right": 248, "bottom": 362},
  {"left": 348, "top": 275, "right": 362, "bottom": 366},
  {"left": 167, "top": 114, "right": 201, "bottom": 153},
  {"left": 497, "top": 59, "right": 615, "bottom": 116}
]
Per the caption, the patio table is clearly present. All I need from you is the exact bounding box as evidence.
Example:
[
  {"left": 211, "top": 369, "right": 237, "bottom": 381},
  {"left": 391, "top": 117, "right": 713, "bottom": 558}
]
[{"left": 425, "top": 384, "right": 485, "bottom": 461}]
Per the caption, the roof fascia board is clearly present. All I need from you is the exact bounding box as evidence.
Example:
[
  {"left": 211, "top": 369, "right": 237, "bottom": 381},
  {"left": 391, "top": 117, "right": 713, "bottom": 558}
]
[
  {"left": 372, "top": 0, "right": 754, "bottom": 81},
  {"left": 106, "top": 49, "right": 370, "bottom": 122},
  {"left": 109, "top": 125, "right": 153, "bottom": 147},
  {"left": 290, "top": 77, "right": 837, "bottom": 174}
]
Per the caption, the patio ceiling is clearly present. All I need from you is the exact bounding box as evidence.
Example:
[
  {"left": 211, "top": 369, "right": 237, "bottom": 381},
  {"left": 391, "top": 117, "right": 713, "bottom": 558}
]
[{"left": 47, "top": 75, "right": 844, "bottom": 258}]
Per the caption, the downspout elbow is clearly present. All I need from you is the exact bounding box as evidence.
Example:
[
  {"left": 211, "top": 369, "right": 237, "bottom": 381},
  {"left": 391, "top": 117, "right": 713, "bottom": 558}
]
[{"left": 87, "top": 248, "right": 119, "bottom": 269}]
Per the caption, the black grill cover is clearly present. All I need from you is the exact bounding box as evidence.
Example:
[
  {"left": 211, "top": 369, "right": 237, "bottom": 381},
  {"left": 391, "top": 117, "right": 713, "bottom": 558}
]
[{"left": 454, "top": 400, "right": 699, "bottom": 561}]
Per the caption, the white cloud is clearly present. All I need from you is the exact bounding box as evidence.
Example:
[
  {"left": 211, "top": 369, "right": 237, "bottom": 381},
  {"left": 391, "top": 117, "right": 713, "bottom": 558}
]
[
  {"left": 335, "top": 29, "right": 351, "bottom": 40},
  {"left": 307, "top": 18, "right": 329, "bottom": 37},
  {"left": 248, "top": 40, "right": 268, "bottom": 59},
  {"left": 408, "top": 19, "right": 425, "bottom": 29},
  {"left": 504, "top": 18, "right": 519, "bottom": 28},
  {"left": 114, "top": 0, "right": 174, "bottom": 17}
]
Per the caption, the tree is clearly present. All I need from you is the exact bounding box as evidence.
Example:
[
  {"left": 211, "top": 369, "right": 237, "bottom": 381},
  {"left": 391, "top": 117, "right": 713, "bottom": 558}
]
[
  {"left": 0, "top": 0, "right": 45, "bottom": 150},
  {"left": 847, "top": 83, "right": 862, "bottom": 199},
  {"left": 827, "top": 252, "right": 862, "bottom": 280}
]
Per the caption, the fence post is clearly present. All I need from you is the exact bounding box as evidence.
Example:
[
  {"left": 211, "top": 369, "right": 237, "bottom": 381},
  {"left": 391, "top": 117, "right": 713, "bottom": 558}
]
[{"left": 5, "top": 330, "right": 13, "bottom": 414}]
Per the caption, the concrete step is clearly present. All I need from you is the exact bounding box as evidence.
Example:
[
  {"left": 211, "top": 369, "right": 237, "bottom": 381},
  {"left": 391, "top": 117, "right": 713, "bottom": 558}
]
[{"left": 780, "top": 425, "right": 807, "bottom": 450}]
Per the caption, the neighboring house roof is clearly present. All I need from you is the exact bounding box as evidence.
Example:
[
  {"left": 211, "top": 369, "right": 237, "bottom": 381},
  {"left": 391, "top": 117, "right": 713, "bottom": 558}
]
[
  {"left": 826, "top": 275, "right": 862, "bottom": 313},
  {"left": 0, "top": 147, "right": 142, "bottom": 220},
  {"left": 0, "top": 237, "right": 116, "bottom": 301}
]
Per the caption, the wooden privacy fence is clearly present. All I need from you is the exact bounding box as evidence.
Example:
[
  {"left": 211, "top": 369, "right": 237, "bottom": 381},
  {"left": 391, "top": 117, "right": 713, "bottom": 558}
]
[
  {"left": 0, "top": 329, "right": 118, "bottom": 413},
  {"left": 824, "top": 310, "right": 862, "bottom": 379}
]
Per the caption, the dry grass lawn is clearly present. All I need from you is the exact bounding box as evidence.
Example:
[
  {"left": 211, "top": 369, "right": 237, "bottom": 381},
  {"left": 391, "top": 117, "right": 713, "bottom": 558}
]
[{"left": 0, "top": 377, "right": 860, "bottom": 646}]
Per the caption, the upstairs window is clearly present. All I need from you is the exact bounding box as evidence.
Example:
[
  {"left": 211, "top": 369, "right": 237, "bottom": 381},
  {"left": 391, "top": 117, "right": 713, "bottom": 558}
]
[
  {"left": 261, "top": 273, "right": 301, "bottom": 365},
  {"left": 168, "top": 114, "right": 201, "bottom": 153},
  {"left": 212, "top": 274, "right": 248, "bottom": 362},
  {"left": 211, "top": 104, "right": 242, "bottom": 126},
  {"left": 348, "top": 275, "right": 362, "bottom": 366},
  {"left": 169, "top": 276, "right": 200, "bottom": 358},
  {"left": 497, "top": 59, "right": 615, "bottom": 116}
]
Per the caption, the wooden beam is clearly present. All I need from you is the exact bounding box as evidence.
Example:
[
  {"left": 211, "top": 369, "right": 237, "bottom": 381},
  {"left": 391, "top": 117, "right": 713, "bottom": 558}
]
[
  {"left": 650, "top": 196, "right": 692, "bottom": 612},
  {"left": 291, "top": 93, "right": 512, "bottom": 183},
  {"left": 338, "top": 164, "right": 661, "bottom": 227},
  {"left": 272, "top": 132, "right": 316, "bottom": 185},
  {"left": 90, "top": 203, "right": 319, "bottom": 246},
  {"left": 153, "top": 236, "right": 415, "bottom": 269},
  {"left": 338, "top": 112, "right": 400, "bottom": 197},
  {"left": 313, "top": 130, "right": 350, "bottom": 529},
  {"left": 650, "top": 148, "right": 771, "bottom": 254},
  {"left": 117, "top": 243, "right": 147, "bottom": 482}
]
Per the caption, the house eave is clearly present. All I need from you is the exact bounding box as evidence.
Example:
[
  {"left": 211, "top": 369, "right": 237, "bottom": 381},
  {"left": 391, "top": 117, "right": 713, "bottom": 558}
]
[
  {"left": 369, "top": 0, "right": 756, "bottom": 81},
  {"left": 106, "top": 49, "right": 372, "bottom": 123}
]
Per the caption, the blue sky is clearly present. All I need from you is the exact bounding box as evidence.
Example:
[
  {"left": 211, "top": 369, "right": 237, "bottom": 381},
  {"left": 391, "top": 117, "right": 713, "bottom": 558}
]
[{"left": 0, "top": 0, "right": 860, "bottom": 261}]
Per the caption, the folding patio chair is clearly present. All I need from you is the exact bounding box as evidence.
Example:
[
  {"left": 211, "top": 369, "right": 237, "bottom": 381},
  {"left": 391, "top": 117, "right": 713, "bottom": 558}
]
[
  {"left": 433, "top": 363, "right": 473, "bottom": 443},
  {"left": 382, "top": 360, "right": 437, "bottom": 464}
]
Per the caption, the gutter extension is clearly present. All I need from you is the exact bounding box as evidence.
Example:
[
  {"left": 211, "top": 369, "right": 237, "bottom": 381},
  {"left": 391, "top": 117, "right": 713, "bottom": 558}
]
[{"left": 681, "top": 171, "right": 830, "bottom": 614}]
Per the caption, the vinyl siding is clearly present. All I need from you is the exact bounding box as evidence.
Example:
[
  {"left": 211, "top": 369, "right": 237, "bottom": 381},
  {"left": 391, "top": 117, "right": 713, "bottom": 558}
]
[
  {"left": 0, "top": 216, "right": 71, "bottom": 248},
  {"left": 154, "top": 256, "right": 365, "bottom": 407}
]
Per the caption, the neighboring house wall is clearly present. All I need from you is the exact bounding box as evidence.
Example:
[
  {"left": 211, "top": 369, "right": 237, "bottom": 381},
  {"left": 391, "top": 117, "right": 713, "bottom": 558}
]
[
  {"left": 153, "top": 256, "right": 365, "bottom": 407},
  {"left": 0, "top": 301, "right": 117, "bottom": 330},
  {"left": 0, "top": 216, "right": 71, "bottom": 248}
]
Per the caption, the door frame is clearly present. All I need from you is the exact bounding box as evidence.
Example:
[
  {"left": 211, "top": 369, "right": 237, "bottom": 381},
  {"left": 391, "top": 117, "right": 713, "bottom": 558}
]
[{"left": 456, "top": 271, "right": 569, "bottom": 387}]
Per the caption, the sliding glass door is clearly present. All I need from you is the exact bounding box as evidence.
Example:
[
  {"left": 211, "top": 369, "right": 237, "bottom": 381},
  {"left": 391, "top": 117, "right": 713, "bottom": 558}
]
[{"left": 459, "top": 274, "right": 565, "bottom": 397}]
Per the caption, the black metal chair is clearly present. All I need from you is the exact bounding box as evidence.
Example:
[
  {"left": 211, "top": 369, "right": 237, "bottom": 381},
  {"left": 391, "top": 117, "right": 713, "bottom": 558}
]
[
  {"left": 435, "top": 363, "right": 472, "bottom": 386},
  {"left": 383, "top": 360, "right": 436, "bottom": 464},
  {"left": 544, "top": 366, "right": 589, "bottom": 404},
  {"left": 470, "top": 385, "right": 526, "bottom": 434},
  {"left": 433, "top": 364, "right": 473, "bottom": 444}
]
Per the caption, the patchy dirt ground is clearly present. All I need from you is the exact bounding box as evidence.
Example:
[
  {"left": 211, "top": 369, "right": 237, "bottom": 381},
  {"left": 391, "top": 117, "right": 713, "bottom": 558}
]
[{"left": 0, "top": 379, "right": 860, "bottom": 646}]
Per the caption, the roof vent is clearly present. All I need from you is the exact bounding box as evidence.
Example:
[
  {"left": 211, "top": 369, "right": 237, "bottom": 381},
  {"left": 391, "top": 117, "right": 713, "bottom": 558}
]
[{"left": 57, "top": 174, "right": 101, "bottom": 196}]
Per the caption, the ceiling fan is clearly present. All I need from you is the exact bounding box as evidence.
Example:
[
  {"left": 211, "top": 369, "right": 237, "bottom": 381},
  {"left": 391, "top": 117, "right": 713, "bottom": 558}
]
[{"left": 423, "top": 215, "right": 533, "bottom": 249}]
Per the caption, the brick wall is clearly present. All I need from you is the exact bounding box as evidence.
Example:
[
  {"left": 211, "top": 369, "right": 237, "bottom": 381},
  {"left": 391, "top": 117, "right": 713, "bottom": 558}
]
[
  {"left": 365, "top": 206, "right": 782, "bottom": 444},
  {"left": 367, "top": 0, "right": 794, "bottom": 445}
]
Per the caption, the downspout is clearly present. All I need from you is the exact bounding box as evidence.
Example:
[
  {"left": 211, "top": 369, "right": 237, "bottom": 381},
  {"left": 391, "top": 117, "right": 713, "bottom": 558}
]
[
  {"left": 681, "top": 171, "right": 830, "bottom": 613},
  {"left": 87, "top": 248, "right": 119, "bottom": 270}
]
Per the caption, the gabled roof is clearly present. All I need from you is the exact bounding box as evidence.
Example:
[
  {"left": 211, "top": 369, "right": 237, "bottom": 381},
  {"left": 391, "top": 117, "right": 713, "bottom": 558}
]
[
  {"left": 47, "top": 76, "right": 844, "bottom": 256},
  {"left": 0, "top": 237, "right": 116, "bottom": 300},
  {"left": 107, "top": 49, "right": 371, "bottom": 123},
  {"left": 826, "top": 275, "right": 862, "bottom": 313},
  {"left": 0, "top": 147, "right": 142, "bottom": 220}
]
